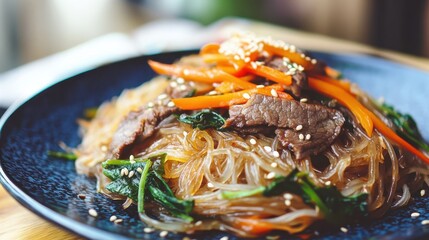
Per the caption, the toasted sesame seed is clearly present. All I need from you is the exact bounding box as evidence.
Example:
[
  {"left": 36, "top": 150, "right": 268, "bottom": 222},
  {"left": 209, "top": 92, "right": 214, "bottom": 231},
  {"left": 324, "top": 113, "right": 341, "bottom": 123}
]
[
  {"left": 183, "top": 131, "right": 188, "bottom": 137},
  {"left": 311, "top": 59, "right": 317, "bottom": 64},
  {"left": 180, "top": 85, "right": 187, "bottom": 91},
  {"left": 158, "top": 93, "right": 168, "bottom": 100},
  {"left": 208, "top": 90, "right": 218, "bottom": 95},
  {"left": 266, "top": 172, "right": 276, "bottom": 179},
  {"left": 270, "top": 89, "right": 278, "bottom": 97},
  {"left": 101, "top": 145, "right": 108, "bottom": 152},
  {"left": 110, "top": 215, "right": 117, "bottom": 222},
  {"left": 147, "top": 102, "right": 154, "bottom": 108},
  {"left": 170, "top": 81, "right": 178, "bottom": 88},
  {"left": 183, "top": 69, "right": 190, "bottom": 76},
  {"left": 421, "top": 189, "right": 426, "bottom": 196},
  {"left": 123, "top": 168, "right": 129, "bottom": 176},
  {"left": 300, "top": 54, "right": 306, "bottom": 58},
  {"left": 207, "top": 182, "right": 214, "bottom": 188},
  {"left": 272, "top": 151, "right": 280, "bottom": 158},
  {"left": 177, "top": 77, "right": 185, "bottom": 84},
  {"left": 144, "top": 227, "right": 154, "bottom": 233},
  {"left": 325, "top": 181, "right": 332, "bottom": 186},
  {"left": 195, "top": 220, "right": 203, "bottom": 226},
  {"left": 159, "top": 230, "right": 168, "bottom": 237},
  {"left": 422, "top": 220, "right": 429, "bottom": 225},
  {"left": 243, "top": 93, "right": 251, "bottom": 99},
  {"left": 256, "top": 84, "right": 264, "bottom": 88},
  {"left": 120, "top": 168, "right": 126, "bottom": 176},
  {"left": 128, "top": 170, "right": 135, "bottom": 178},
  {"left": 412, "top": 212, "right": 421, "bottom": 218},
  {"left": 129, "top": 155, "right": 135, "bottom": 161},
  {"left": 300, "top": 98, "right": 308, "bottom": 103},
  {"left": 114, "top": 219, "right": 123, "bottom": 224},
  {"left": 283, "top": 193, "right": 293, "bottom": 200},
  {"left": 264, "top": 146, "right": 272, "bottom": 152},
  {"left": 299, "top": 134, "right": 304, "bottom": 140},
  {"left": 340, "top": 227, "right": 348, "bottom": 233},
  {"left": 284, "top": 199, "right": 291, "bottom": 206},
  {"left": 136, "top": 167, "right": 143, "bottom": 173},
  {"left": 270, "top": 162, "right": 278, "bottom": 168},
  {"left": 249, "top": 138, "right": 257, "bottom": 145},
  {"left": 305, "top": 57, "right": 311, "bottom": 61},
  {"left": 88, "top": 208, "right": 98, "bottom": 217},
  {"left": 305, "top": 134, "right": 311, "bottom": 140},
  {"left": 167, "top": 101, "right": 175, "bottom": 107},
  {"left": 220, "top": 236, "right": 229, "bottom": 240},
  {"left": 295, "top": 125, "right": 303, "bottom": 131},
  {"left": 250, "top": 62, "right": 258, "bottom": 69}
]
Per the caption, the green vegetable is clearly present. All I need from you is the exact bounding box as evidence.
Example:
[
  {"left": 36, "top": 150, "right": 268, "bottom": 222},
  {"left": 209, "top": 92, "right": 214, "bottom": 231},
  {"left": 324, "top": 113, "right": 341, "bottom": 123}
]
[
  {"left": 178, "top": 110, "right": 226, "bottom": 130},
  {"left": 47, "top": 151, "right": 77, "bottom": 160},
  {"left": 221, "top": 169, "right": 368, "bottom": 225},
  {"left": 101, "top": 154, "right": 194, "bottom": 221},
  {"left": 379, "top": 103, "right": 429, "bottom": 152}
]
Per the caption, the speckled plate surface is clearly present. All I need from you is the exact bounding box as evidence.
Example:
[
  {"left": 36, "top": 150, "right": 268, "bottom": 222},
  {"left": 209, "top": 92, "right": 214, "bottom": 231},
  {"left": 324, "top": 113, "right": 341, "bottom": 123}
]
[{"left": 1, "top": 51, "right": 429, "bottom": 240}]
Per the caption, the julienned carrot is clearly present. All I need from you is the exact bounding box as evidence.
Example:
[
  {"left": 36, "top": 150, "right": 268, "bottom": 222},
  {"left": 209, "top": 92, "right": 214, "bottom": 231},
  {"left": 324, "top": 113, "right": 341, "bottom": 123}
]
[
  {"left": 325, "top": 66, "right": 342, "bottom": 79},
  {"left": 172, "top": 87, "right": 292, "bottom": 110},
  {"left": 308, "top": 76, "right": 351, "bottom": 92},
  {"left": 244, "top": 65, "right": 292, "bottom": 86},
  {"left": 200, "top": 43, "right": 220, "bottom": 55},
  {"left": 234, "top": 217, "right": 274, "bottom": 235},
  {"left": 148, "top": 60, "right": 256, "bottom": 90},
  {"left": 308, "top": 78, "right": 373, "bottom": 137},
  {"left": 263, "top": 44, "right": 313, "bottom": 70}
]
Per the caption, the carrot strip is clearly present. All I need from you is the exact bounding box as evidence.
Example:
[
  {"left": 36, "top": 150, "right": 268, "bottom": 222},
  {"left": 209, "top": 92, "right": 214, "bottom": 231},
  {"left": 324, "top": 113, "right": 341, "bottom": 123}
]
[
  {"left": 200, "top": 43, "right": 220, "bottom": 55},
  {"left": 234, "top": 217, "right": 274, "bottom": 235},
  {"left": 172, "top": 87, "right": 292, "bottom": 110},
  {"left": 325, "top": 66, "right": 342, "bottom": 79},
  {"left": 201, "top": 54, "right": 229, "bottom": 64},
  {"left": 308, "top": 78, "right": 373, "bottom": 137},
  {"left": 148, "top": 60, "right": 256, "bottom": 90},
  {"left": 244, "top": 65, "right": 292, "bottom": 86},
  {"left": 239, "top": 75, "right": 256, "bottom": 82},
  {"left": 263, "top": 44, "right": 313, "bottom": 70},
  {"left": 308, "top": 76, "right": 351, "bottom": 92}
]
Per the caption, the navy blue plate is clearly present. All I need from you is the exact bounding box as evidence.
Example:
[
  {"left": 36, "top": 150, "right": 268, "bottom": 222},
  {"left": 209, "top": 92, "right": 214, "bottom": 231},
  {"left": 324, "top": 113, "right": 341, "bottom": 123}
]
[{"left": 1, "top": 51, "right": 429, "bottom": 240}]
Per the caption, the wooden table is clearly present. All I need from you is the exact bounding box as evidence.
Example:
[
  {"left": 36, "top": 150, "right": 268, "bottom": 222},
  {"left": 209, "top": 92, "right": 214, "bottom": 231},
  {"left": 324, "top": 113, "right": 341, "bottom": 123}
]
[{"left": 1, "top": 19, "right": 428, "bottom": 240}]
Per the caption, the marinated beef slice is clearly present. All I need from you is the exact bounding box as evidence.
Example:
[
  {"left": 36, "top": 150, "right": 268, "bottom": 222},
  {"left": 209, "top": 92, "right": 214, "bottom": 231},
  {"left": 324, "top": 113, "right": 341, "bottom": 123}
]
[
  {"left": 109, "top": 81, "right": 193, "bottom": 159},
  {"left": 226, "top": 94, "right": 345, "bottom": 159},
  {"left": 266, "top": 57, "right": 308, "bottom": 97}
]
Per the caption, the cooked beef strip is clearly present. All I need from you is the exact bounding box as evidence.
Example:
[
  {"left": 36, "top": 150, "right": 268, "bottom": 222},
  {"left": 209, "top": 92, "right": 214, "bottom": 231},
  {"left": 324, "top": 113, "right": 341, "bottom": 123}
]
[
  {"left": 266, "top": 57, "right": 308, "bottom": 97},
  {"left": 226, "top": 94, "right": 345, "bottom": 159},
  {"left": 109, "top": 81, "right": 194, "bottom": 159}
]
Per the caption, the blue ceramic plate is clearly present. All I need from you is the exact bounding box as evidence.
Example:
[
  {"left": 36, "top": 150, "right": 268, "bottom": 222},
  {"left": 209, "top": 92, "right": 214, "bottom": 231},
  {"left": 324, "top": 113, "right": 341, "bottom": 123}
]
[{"left": 1, "top": 51, "right": 429, "bottom": 240}]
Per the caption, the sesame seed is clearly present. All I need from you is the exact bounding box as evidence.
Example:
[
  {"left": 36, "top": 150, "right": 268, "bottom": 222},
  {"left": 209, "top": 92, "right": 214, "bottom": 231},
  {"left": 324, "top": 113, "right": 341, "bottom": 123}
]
[
  {"left": 256, "top": 85, "right": 264, "bottom": 88},
  {"left": 325, "top": 181, "right": 332, "bottom": 186},
  {"left": 284, "top": 199, "right": 291, "bottom": 206},
  {"left": 283, "top": 193, "right": 293, "bottom": 200},
  {"left": 208, "top": 90, "right": 218, "bottom": 95},
  {"left": 249, "top": 138, "right": 257, "bottom": 145},
  {"left": 271, "top": 162, "right": 278, "bottom": 168},
  {"left": 295, "top": 125, "right": 303, "bottom": 131},
  {"left": 136, "top": 167, "right": 143, "bottom": 173},
  {"left": 170, "top": 81, "right": 178, "bottom": 88},
  {"left": 88, "top": 208, "right": 98, "bottom": 217},
  {"left": 195, "top": 220, "right": 202, "bottom": 226},
  {"left": 183, "top": 131, "right": 188, "bottom": 137},
  {"left": 244, "top": 57, "right": 251, "bottom": 63},
  {"left": 299, "top": 134, "right": 304, "bottom": 140},
  {"left": 158, "top": 93, "right": 168, "bottom": 100},
  {"left": 182, "top": 237, "right": 191, "bottom": 240},
  {"left": 340, "top": 227, "right": 348, "bottom": 233},
  {"left": 167, "top": 101, "right": 175, "bottom": 107},
  {"left": 110, "top": 215, "right": 117, "bottom": 222},
  {"left": 272, "top": 151, "right": 280, "bottom": 158},
  {"left": 128, "top": 170, "right": 135, "bottom": 178},
  {"left": 265, "top": 172, "right": 276, "bottom": 179},
  {"left": 300, "top": 98, "right": 308, "bottom": 103},
  {"left": 123, "top": 168, "right": 129, "bottom": 176},
  {"left": 422, "top": 220, "right": 429, "bottom": 225},
  {"left": 183, "top": 69, "right": 190, "bottom": 75},
  {"left": 264, "top": 146, "right": 272, "bottom": 152},
  {"left": 177, "top": 78, "right": 185, "bottom": 84},
  {"left": 311, "top": 59, "right": 317, "bottom": 64},
  {"left": 412, "top": 212, "right": 421, "bottom": 218},
  {"left": 159, "top": 230, "right": 168, "bottom": 237},
  {"left": 270, "top": 89, "right": 278, "bottom": 97},
  {"left": 300, "top": 54, "right": 306, "bottom": 58},
  {"left": 147, "top": 102, "right": 154, "bottom": 108},
  {"left": 421, "top": 189, "right": 426, "bottom": 196},
  {"left": 207, "top": 182, "right": 214, "bottom": 188},
  {"left": 305, "top": 134, "right": 311, "bottom": 140},
  {"left": 305, "top": 57, "right": 311, "bottom": 61},
  {"left": 129, "top": 155, "right": 135, "bottom": 161},
  {"left": 77, "top": 194, "right": 86, "bottom": 200},
  {"left": 250, "top": 62, "right": 258, "bottom": 69},
  {"left": 180, "top": 85, "right": 187, "bottom": 91},
  {"left": 101, "top": 145, "right": 108, "bottom": 152},
  {"left": 243, "top": 93, "right": 251, "bottom": 99},
  {"left": 114, "top": 219, "right": 123, "bottom": 224},
  {"left": 120, "top": 168, "right": 126, "bottom": 176},
  {"left": 220, "top": 236, "right": 229, "bottom": 240},
  {"left": 144, "top": 227, "right": 154, "bottom": 233}
]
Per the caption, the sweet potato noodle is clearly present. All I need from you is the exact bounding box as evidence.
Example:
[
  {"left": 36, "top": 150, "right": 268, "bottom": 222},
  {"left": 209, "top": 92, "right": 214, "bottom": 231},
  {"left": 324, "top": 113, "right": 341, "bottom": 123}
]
[{"left": 74, "top": 34, "right": 429, "bottom": 237}]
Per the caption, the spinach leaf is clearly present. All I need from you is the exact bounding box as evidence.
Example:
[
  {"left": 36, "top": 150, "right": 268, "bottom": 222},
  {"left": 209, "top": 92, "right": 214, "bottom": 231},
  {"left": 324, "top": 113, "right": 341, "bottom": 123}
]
[
  {"left": 379, "top": 103, "right": 429, "bottom": 152},
  {"left": 222, "top": 169, "right": 368, "bottom": 225},
  {"left": 47, "top": 151, "right": 77, "bottom": 160},
  {"left": 178, "top": 110, "right": 226, "bottom": 130}
]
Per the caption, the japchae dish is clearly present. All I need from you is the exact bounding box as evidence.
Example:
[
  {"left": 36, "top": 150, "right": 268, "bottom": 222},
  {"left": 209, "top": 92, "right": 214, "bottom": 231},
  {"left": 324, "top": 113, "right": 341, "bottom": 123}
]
[{"left": 74, "top": 33, "right": 429, "bottom": 237}]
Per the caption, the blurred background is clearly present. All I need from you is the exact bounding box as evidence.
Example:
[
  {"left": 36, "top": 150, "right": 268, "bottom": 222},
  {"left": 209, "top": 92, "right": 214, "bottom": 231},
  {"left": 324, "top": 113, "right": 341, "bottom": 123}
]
[{"left": 0, "top": 0, "right": 428, "bottom": 74}]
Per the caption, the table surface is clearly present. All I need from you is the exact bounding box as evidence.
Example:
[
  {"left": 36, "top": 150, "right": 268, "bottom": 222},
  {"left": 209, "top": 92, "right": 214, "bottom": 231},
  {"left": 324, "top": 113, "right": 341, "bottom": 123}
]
[{"left": 1, "top": 19, "right": 429, "bottom": 240}]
